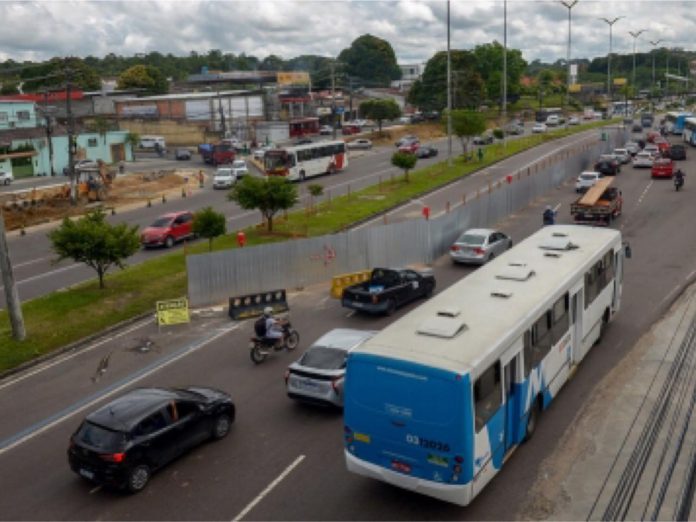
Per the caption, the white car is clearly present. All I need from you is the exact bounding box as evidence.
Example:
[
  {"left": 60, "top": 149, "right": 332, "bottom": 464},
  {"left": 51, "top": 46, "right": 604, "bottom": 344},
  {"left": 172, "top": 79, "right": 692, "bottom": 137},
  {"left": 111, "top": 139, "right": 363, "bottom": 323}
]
[
  {"left": 568, "top": 116, "right": 580, "bottom": 125},
  {"left": 632, "top": 151, "right": 654, "bottom": 168},
  {"left": 575, "top": 171, "right": 602, "bottom": 192},
  {"left": 346, "top": 139, "right": 373, "bottom": 150},
  {"left": 213, "top": 167, "right": 236, "bottom": 189},
  {"left": 643, "top": 143, "right": 660, "bottom": 158},
  {"left": 230, "top": 159, "right": 249, "bottom": 178},
  {"left": 545, "top": 115, "right": 560, "bottom": 126},
  {"left": 0, "top": 171, "right": 13, "bottom": 185},
  {"left": 625, "top": 141, "right": 641, "bottom": 155},
  {"left": 613, "top": 148, "right": 630, "bottom": 164},
  {"left": 319, "top": 125, "right": 333, "bottom": 135},
  {"left": 532, "top": 123, "right": 548, "bottom": 133}
]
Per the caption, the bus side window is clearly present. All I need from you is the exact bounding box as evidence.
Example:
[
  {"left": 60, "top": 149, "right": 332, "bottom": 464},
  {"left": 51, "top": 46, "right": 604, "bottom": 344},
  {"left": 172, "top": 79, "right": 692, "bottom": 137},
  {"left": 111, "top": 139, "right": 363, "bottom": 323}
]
[
  {"left": 531, "top": 312, "right": 552, "bottom": 366},
  {"left": 551, "top": 293, "right": 570, "bottom": 343},
  {"left": 473, "top": 362, "right": 502, "bottom": 433}
]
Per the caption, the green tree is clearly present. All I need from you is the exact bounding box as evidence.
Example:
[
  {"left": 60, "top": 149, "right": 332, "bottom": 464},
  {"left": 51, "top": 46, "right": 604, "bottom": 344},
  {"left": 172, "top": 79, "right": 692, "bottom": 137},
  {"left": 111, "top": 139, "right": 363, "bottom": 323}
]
[
  {"left": 117, "top": 64, "right": 168, "bottom": 94},
  {"left": 407, "top": 50, "right": 484, "bottom": 111},
  {"left": 359, "top": 99, "right": 401, "bottom": 132},
  {"left": 0, "top": 78, "right": 19, "bottom": 95},
  {"left": 472, "top": 42, "right": 527, "bottom": 103},
  {"left": 391, "top": 151, "right": 418, "bottom": 183},
  {"left": 449, "top": 110, "right": 487, "bottom": 155},
  {"left": 307, "top": 183, "right": 324, "bottom": 211},
  {"left": 48, "top": 209, "right": 140, "bottom": 289},
  {"left": 228, "top": 176, "right": 298, "bottom": 232},
  {"left": 338, "top": 34, "right": 401, "bottom": 86},
  {"left": 20, "top": 57, "right": 101, "bottom": 92},
  {"left": 124, "top": 132, "right": 140, "bottom": 161},
  {"left": 193, "top": 206, "right": 226, "bottom": 251}
]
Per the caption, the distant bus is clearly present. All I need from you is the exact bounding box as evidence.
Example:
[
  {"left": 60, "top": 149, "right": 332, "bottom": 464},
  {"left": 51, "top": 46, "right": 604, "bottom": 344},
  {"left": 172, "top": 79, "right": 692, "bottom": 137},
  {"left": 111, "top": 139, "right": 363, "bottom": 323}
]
[
  {"left": 665, "top": 111, "right": 693, "bottom": 135},
  {"left": 682, "top": 117, "right": 696, "bottom": 146},
  {"left": 344, "top": 225, "right": 629, "bottom": 506},
  {"left": 535, "top": 107, "right": 563, "bottom": 122},
  {"left": 264, "top": 140, "right": 348, "bottom": 181}
]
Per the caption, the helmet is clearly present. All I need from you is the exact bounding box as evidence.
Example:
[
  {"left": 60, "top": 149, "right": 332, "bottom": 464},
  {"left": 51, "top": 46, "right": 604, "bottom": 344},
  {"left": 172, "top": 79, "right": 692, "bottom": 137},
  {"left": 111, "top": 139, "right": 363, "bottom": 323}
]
[{"left": 263, "top": 306, "right": 273, "bottom": 317}]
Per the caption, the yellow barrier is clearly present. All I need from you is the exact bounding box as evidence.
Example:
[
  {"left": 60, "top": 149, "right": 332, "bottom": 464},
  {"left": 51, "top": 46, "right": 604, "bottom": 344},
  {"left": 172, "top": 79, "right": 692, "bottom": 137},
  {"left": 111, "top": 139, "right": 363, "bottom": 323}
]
[{"left": 330, "top": 270, "right": 372, "bottom": 298}]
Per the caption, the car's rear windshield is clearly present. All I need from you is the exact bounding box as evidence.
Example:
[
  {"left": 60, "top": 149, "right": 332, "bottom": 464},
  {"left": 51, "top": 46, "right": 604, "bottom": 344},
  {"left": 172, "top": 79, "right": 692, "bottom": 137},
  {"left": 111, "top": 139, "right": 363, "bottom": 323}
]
[
  {"left": 457, "top": 234, "right": 485, "bottom": 245},
  {"left": 580, "top": 174, "right": 597, "bottom": 181},
  {"left": 150, "top": 217, "right": 172, "bottom": 228},
  {"left": 300, "top": 347, "right": 347, "bottom": 370},
  {"left": 76, "top": 422, "right": 127, "bottom": 451}
]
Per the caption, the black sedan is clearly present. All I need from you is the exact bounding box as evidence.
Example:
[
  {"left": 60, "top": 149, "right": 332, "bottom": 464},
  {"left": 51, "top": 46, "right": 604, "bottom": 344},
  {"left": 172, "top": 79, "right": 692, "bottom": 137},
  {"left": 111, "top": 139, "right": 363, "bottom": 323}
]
[
  {"left": 68, "top": 387, "right": 235, "bottom": 493},
  {"left": 670, "top": 144, "right": 687, "bottom": 161},
  {"left": 595, "top": 158, "right": 620, "bottom": 176},
  {"left": 416, "top": 146, "right": 439, "bottom": 158}
]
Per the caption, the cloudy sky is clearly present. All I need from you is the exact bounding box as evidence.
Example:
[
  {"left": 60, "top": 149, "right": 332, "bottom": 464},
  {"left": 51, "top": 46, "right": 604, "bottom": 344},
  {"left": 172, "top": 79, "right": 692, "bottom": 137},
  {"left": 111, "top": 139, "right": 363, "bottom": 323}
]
[{"left": 0, "top": 0, "right": 693, "bottom": 65}]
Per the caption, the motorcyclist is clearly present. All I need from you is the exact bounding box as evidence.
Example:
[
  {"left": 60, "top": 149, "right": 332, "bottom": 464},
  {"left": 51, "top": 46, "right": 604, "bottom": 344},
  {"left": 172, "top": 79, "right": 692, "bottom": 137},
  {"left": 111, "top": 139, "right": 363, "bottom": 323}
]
[
  {"left": 675, "top": 168, "right": 685, "bottom": 189},
  {"left": 263, "top": 306, "right": 284, "bottom": 347},
  {"left": 543, "top": 205, "right": 556, "bottom": 226}
]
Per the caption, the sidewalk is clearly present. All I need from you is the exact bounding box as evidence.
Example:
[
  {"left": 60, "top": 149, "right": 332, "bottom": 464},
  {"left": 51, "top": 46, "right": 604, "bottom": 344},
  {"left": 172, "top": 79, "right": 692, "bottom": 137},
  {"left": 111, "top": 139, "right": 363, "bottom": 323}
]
[{"left": 519, "top": 282, "right": 696, "bottom": 520}]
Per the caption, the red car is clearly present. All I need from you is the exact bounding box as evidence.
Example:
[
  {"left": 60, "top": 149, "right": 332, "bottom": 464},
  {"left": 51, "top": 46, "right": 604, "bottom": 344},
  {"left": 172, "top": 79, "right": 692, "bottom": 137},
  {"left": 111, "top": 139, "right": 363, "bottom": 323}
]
[
  {"left": 653, "top": 138, "right": 671, "bottom": 156},
  {"left": 141, "top": 211, "right": 195, "bottom": 248},
  {"left": 398, "top": 141, "right": 420, "bottom": 154},
  {"left": 651, "top": 158, "right": 675, "bottom": 179},
  {"left": 646, "top": 131, "right": 661, "bottom": 143},
  {"left": 342, "top": 125, "right": 360, "bottom": 135}
]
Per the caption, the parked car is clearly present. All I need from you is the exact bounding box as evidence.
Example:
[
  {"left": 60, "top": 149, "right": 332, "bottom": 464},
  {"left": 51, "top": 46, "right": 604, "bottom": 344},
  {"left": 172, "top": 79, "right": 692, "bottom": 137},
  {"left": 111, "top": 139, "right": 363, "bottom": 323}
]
[
  {"left": 341, "top": 267, "right": 436, "bottom": 315},
  {"left": 67, "top": 387, "right": 235, "bottom": 493},
  {"left": 575, "top": 171, "right": 603, "bottom": 193},
  {"left": 395, "top": 135, "right": 419, "bottom": 147},
  {"left": 612, "top": 148, "right": 631, "bottom": 164},
  {"left": 415, "top": 146, "right": 438, "bottom": 158},
  {"left": 532, "top": 122, "right": 547, "bottom": 133},
  {"left": 632, "top": 151, "right": 654, "bottom": 168},
  {"left": 651, "top": 158, "right": 675, "bottom": 179},
  {"left": 595, "top": 157, "right": 620, "bottom": 176},
  {"left": 175, "top": 148, "right": 192, "bottom": 160},
  {"left": 450, "top": 228, "right": 513, "bottom": 265},
  {"left": 213, "top": 168, "right": 237, "bottom": 189},
  {"left": 670, "top": 144, "right": 687, "bottom": 160},
  {"left": 319, "top": 125, "right": 333, "bottom": 135},
  {"left": 346, "top": 139, "right": 373, "bottom": 150},
  {"left": 230, "top": 159, "right": 249, "bottom": 178},
  {"left": 0, "top": 171, "right": 14, "bottom": 185},
  {"left": 472, "top": 133, "right": 494, "bottom": 145},
  {"left": 285, "top": 329, "right": 377, "bottom": 408},
  {"left": 141, "top": 211, "right": 194, "bottom": 248},
  {"left": 567, "top": 116, "right": 580, "bottom": 125}
]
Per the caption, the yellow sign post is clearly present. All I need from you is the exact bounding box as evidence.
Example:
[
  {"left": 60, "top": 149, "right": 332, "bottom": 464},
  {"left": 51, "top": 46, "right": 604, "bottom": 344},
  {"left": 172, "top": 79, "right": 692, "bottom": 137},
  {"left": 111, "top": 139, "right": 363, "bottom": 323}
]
[{"left": 156, "top": 298, "right": 190, "bottom": 326}]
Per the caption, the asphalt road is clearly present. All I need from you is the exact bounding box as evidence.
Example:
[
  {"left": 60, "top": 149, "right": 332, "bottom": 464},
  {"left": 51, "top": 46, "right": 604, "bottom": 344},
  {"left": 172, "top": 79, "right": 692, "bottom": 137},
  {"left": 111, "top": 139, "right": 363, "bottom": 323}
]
[
  {"left": 0, "top": 130, "right": 695, "bottom": 520},
  {"left": 0, "top": 123, "right": 612, "bottom": 308}
]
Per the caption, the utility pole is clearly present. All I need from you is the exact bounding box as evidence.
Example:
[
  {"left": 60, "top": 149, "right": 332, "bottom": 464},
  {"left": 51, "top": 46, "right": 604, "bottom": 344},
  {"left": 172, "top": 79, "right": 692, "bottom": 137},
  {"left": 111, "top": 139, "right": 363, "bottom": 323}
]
[
  {"left": 330, "top": 61, "right": 337, "bottom": 140},
  {"left": 217, "top": 90, "right": 227, "bottom": 138},
  {"left": 650, "top": 39, "right": 664, "bottom": 97},
  {"left": 629, "top": 29, "right": 647, "bottom": 91},
  {"left": 0, "top": 212, "right": 25, "bottom": 341},
  {"left": 446, "top": 0, "right": 452, "bottom": 167},
  {"left": 43, "top": 89, "right": 56, "bottom": 177},
  {"left": 502, "top": 0, "right": 508, "bottom": 148},
  {"left": 561, "top": 0, "right": 579, "bottom": 109},
  {"left": 65, "top": 63, "right": 77, "bottom": 205}
]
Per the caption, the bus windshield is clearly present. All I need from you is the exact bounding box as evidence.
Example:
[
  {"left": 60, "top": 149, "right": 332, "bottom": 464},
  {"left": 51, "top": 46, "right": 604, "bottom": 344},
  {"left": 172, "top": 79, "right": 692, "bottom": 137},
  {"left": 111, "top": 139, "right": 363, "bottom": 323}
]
[{"left": 264, "top": 151, "right": 294, "bottom": 171}]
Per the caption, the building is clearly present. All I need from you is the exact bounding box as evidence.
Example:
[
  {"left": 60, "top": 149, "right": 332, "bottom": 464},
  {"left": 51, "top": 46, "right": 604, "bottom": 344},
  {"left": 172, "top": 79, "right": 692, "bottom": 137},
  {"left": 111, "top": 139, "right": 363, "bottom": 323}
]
[
  {"left": 0, "top": 100, "right": 39, "bottom": 130},
  {"left": 391, "top": 63, "right": 424, "bottom": 92}
]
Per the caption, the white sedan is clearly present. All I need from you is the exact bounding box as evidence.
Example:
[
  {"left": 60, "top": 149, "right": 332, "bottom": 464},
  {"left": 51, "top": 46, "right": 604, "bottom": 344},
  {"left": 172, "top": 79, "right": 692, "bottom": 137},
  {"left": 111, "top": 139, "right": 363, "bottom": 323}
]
[
  {"left": 346, "top": 139, "right": 373, "bottom": 150},
  {"left": 532, "top": 123, "right": 548, "bottom": 133},
  {"left": 568, "top": 116, "right": 580, "bottom": 125},
  {"left": 0, "top": 170, "right": 13, "bottom": 185},
  {"left": 632, "top": 151, "right": 654, "bottom": 168}
]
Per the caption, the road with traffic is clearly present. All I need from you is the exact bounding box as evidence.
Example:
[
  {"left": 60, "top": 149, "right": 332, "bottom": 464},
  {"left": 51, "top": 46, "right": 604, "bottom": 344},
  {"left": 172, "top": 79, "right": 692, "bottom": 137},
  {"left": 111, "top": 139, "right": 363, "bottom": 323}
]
[{"left": 0, "top": 128, "right": 695, "bottom": 519}]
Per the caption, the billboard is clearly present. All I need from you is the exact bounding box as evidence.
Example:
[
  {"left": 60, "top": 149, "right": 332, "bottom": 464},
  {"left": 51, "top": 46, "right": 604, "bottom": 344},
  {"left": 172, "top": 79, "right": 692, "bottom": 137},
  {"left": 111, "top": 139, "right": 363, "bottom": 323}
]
[
  {"left": 613, "top": 78, "right": 627, "bottom": 86},
  {"left": 277, "top": 72, "right": 310, "bottom": 86}
]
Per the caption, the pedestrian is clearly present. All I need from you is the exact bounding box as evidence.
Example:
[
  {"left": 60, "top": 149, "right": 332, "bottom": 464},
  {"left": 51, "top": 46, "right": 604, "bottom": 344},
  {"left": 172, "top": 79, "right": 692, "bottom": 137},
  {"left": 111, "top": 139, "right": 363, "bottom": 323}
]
[{"left": 478, "top": 147, "right": 484, "bottom": 162}]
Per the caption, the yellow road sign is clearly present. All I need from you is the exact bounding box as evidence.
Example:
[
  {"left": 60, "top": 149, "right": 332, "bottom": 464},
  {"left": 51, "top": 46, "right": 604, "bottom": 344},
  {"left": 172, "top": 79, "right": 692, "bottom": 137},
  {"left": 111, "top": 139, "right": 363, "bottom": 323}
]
[{"left": 156, "top": 298, "right": 190, "bottom": 326}]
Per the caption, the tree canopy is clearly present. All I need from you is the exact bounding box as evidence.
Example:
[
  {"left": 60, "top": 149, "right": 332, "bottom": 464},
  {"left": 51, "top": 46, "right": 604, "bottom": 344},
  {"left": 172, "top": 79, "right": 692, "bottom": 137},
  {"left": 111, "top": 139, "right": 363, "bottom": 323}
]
[
  {"left": 228, "top": 176, "right": 298, "bottom": 232},
  {"left": 359, "top": 99, "right": 401, "bottom": 131},
  {"left": 391, "top": 151, "right": 418, "bottom": 183},
  {"left": 449, "top": 110, "right": 487, "bottom": 154},
  {"left": 117, "top": 64, "right": 168, "bottom": 94},
  {"left": 338, "top": 34, "right": 401, "bottom": 87},
  {"left": 193, "top": 207, "right": 226, "bottom": 251},
  {"left": 48, "top": 209, "right": 140, "bottom": 289}
]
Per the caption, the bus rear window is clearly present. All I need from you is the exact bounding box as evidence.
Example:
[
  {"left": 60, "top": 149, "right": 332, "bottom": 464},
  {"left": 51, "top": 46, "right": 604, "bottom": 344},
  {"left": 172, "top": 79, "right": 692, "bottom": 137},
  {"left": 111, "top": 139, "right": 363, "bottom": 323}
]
[{"left": 347, "top": 358, "right": 460, "bottom": 425}]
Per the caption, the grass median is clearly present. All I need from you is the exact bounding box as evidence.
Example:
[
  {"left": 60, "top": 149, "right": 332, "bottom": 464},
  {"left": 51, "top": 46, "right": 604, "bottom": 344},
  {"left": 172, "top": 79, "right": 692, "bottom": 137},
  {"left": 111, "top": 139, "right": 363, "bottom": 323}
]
[{"left": 0, "top": 118, "right": 618, "bottom": 372}]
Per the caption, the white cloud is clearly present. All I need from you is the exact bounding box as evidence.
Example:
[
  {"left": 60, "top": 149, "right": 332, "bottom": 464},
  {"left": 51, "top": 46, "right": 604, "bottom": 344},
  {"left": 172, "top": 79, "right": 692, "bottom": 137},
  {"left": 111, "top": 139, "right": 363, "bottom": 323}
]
[{"left": 0, "top": 0, "right": 692, "bottom": 66}]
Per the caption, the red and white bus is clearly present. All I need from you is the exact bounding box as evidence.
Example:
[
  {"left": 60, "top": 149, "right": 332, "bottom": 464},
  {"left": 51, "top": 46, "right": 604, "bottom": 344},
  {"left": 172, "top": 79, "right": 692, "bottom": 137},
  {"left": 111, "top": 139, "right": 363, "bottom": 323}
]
[{"left": 264, "top": 140, "right": 348, "bottom": 181}]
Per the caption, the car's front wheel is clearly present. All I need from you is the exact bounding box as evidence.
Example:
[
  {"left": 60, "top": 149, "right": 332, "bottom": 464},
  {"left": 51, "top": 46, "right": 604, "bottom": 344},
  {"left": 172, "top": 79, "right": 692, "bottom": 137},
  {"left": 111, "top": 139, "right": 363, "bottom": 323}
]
[
  {"left": 212, "top": 413, "right": 232, "bottom": 440},
  {"left": 126, "top": 464, "right": 151, "bottom": 493},
  {"left": 164, "top": 236, "right": 175, "bottom": 249}
]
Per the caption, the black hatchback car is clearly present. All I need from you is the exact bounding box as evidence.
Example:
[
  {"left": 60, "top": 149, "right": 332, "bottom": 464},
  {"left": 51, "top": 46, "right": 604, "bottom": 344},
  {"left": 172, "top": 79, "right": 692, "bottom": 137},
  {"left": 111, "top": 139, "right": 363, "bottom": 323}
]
[
  {"left": 670, "top": 144, "right": 687, "bottom": 161},
  {"left": 68, "top": 387, "right": 235, "bottom": 493},
  {"left": 415, "top": 146, "right": 439, "bottom": 158}
]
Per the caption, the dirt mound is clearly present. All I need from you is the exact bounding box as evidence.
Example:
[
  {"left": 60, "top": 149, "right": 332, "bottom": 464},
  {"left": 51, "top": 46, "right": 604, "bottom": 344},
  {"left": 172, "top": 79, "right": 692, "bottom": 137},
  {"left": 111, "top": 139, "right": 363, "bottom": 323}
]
[{"left": 1, "top": 170, "right": 198, "bottom": 231}]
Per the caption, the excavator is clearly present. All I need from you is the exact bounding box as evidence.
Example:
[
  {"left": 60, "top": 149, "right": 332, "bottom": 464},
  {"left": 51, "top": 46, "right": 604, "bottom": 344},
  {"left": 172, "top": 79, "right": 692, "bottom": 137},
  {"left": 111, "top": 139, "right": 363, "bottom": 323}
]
[{"left": 78, "top": 160, "right": 114, "bottom": 202}]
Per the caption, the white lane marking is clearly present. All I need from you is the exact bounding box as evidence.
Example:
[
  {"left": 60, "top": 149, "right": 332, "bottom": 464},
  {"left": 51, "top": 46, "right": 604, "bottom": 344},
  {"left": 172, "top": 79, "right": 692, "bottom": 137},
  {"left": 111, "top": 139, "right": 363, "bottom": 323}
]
[
  {"left": 345, "top": 310, "right": 355, "bottom": 318},
  {"left": 232, "top": 455, "right": 306, "bottom": 522},
  {"left": 636, "top": 180, "right": 653, "bottom": 205},
  {"left": 10, "top": 263, "right": 81, "bottom": 287},
  {"left": 0, "top": 317, "right": 154, "bottom": 392},
  {"left": 0, "top": 324, "right": 238, "bottom": 457},
  {"left": 12, "top": 257, "right": 52, "bottom": 269}
]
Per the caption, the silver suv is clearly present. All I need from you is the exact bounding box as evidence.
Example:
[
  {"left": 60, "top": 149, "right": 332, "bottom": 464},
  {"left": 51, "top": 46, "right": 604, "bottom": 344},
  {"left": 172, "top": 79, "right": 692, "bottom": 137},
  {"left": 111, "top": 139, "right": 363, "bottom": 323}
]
[{"left": 285, "top": 329, "right": 377, "bottom": 408}]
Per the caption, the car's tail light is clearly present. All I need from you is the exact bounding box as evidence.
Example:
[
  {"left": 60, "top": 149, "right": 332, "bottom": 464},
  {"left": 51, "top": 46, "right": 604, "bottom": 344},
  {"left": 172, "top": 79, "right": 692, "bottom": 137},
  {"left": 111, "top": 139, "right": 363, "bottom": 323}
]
[
  {"left": 450, "top": 245, "right": 460, "bottom": 252},
  {"left": 331, "top": 376, "right": 343, "bottom": 392},
  {"left": 473, "top": 247, "right": 485, "bottom": 255},
  {"left": 100, "top": 452, "right": 125, "bottom": 463}
]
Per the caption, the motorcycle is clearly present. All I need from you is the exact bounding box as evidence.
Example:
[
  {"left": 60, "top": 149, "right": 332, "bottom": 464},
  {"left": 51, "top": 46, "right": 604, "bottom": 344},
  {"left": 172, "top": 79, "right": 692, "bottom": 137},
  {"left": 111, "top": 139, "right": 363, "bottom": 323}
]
[
  {"left": 249, "top": 318, "right": 300, "bottom": 364},
  {"left": 674, "top": 175, "right": 684, "bottom": 191}
]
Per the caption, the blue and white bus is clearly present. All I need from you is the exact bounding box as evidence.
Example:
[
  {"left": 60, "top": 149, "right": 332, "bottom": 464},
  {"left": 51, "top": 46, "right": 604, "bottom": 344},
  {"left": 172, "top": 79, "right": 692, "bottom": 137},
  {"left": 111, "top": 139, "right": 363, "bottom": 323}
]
[
  {"left": 682, "top": 117, "right": 696, "bottom": 146},
  {"left": 344, "top": 225, "right": 629, "bottom": 506},
  {"left": 665, "top": 111, "right": 693, "bottom": 135}
]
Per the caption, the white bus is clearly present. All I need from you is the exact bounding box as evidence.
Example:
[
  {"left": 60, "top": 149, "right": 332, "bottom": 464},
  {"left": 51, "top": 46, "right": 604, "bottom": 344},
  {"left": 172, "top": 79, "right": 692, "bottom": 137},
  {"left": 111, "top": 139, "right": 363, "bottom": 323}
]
[
  {"left": 682, "top": 117, "right": 696, "bottom": 146},
  {"left": 263, "top": 140, "right": 348, "bottom": 181},
  {"left": 344, "top": 225, "right": 630, "bottom": 506}
]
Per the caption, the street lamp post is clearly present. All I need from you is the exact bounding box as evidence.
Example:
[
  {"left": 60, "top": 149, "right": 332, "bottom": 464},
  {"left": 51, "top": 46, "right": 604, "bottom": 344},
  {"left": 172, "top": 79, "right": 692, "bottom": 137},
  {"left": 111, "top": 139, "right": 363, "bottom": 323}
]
[
  {"left": 629, "top": 29, "right": 646, "bottom": 90},
  {"left": 650, "top": 39, "right": 664, "bottom": 91},
  {"left": 446, "top": 0, "right": 452, "bottom": 167},
  {"left": 502, "top": 0, "right": 507, "bottom": 148},
  {"left": 599, "top": 16, "right": 624, "bottom": 105},
  {"left": 560, "top": 0, "right": 579, "bottom": 109}
]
